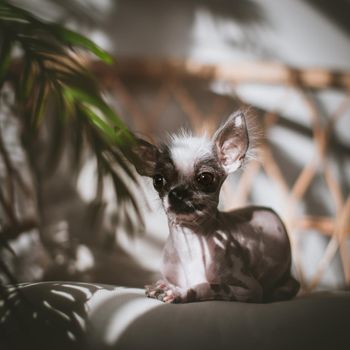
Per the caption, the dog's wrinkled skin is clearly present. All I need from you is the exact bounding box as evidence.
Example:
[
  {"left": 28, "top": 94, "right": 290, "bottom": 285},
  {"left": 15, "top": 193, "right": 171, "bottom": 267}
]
[{"left": 133, "top": 111, "right": 300, "bottom": 303}]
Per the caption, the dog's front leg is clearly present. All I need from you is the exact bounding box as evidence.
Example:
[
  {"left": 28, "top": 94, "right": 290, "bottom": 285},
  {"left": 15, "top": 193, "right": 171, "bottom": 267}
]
[{"left": 146, "top": 281, "right": 263, "bottom": 303}]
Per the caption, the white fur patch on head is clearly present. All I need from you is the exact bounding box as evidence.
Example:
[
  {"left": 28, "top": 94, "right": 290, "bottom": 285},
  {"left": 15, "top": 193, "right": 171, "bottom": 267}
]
[{"left": 169, "top": 131, "right": 213, "bottom": 177}]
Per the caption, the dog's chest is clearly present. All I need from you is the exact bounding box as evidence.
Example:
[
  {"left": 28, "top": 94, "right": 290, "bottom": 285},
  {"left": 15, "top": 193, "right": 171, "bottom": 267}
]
[{"left": 163, "top": 228, "right": 244, "bottom": 289}]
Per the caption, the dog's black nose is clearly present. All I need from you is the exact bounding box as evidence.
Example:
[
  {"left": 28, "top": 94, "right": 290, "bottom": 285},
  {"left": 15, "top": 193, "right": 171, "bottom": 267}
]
[
  {"left": 169, "top": 188, "right": 186, "bottom": 201},
  {"left": 168, "top": 187, "right": 193, "bottom": 213}
]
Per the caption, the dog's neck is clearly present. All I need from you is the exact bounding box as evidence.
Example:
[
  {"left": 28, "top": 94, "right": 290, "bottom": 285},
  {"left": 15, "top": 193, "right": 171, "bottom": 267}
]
[{"left": 166, "top": 209, "right": 220, "bottom": 235}]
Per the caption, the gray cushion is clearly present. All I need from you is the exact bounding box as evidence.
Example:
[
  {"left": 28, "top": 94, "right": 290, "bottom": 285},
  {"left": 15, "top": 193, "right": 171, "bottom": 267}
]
[{"left": 0, "top": 282, "right": 349, "bottom": 350}]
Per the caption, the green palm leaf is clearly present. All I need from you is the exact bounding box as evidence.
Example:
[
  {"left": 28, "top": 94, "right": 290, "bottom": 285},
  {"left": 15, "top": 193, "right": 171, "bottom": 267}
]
[{"left": 0, "top": 0, "right": 142, "bottom": 255}]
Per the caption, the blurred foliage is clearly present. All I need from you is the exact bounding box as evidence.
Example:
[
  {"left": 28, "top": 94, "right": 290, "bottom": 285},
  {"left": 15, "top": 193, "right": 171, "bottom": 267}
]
[{"left": 0, "top": 1, "right": 142, "bottom": 285}]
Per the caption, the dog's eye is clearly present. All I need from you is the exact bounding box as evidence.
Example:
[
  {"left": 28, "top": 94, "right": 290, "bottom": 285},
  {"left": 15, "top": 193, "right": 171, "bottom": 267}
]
[
  {"left": 196, "top": 172, "right": 214, "bottom": 186},
  {"left": 153, "top": 174, "right": 165, "bottom": 190}
]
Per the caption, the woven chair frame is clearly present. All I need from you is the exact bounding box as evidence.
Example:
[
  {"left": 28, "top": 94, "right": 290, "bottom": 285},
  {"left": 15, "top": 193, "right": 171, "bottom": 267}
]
[{"left": 92, "top": 58, "right": 350, "bottom": 292}]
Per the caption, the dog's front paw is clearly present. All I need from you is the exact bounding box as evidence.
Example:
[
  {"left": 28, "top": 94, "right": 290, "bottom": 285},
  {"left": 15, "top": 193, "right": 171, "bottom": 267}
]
[
  {"left": 145, "top": 280, "right": 168, "bottom": 300},
  {"left": 145, "top": 280, "right": 181, "bottom": 303},
  {"left": 161, "top": 288, "right": 181, "bottom": 303}
]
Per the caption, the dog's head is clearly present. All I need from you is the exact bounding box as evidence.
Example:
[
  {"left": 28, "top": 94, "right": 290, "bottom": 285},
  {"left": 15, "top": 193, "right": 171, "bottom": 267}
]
[{"left": 132, "top": 111, "right": 250, "bottom": 225}]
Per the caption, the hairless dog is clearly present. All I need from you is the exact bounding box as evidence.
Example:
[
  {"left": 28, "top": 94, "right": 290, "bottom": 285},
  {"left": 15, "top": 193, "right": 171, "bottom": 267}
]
[{"left": 132, "top": 111, "right": 300, "bottom": 303}]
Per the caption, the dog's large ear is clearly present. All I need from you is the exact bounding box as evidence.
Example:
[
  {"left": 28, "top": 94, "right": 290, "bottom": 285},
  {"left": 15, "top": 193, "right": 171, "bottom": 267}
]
[
  {"left": 212, "top": 111, "right": 249, "bottom": 174},
  {"left": 130, "top": 138, "right": 159, "bottom": 176}
]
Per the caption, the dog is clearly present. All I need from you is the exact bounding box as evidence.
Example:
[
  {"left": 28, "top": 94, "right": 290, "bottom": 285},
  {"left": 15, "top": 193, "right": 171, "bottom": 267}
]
[{"left": 132, "top": 111, "right": 300, "bottom": 303}]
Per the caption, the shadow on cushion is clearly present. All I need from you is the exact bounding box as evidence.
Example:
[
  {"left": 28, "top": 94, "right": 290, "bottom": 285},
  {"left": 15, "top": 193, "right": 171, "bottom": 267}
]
[{"left": 0, "top": 282, "right": 349, "bottom": 350}]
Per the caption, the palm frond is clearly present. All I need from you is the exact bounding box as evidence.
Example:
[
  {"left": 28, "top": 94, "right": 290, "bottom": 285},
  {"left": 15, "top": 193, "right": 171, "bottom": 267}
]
[{"left": 0, "top": 0, "right": 143, "bottom": 283}]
